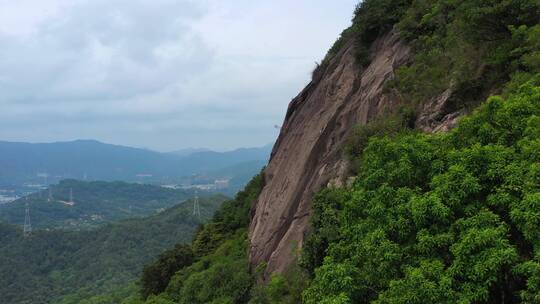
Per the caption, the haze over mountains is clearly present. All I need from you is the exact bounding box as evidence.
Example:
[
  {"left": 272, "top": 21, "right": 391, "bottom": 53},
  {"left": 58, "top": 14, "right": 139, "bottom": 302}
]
[
  {"left": 0, "top": 139, "right": 271, "bottom": 191},
  {"left": 168, "top": 147, "right": 211, "bottom": 157}
]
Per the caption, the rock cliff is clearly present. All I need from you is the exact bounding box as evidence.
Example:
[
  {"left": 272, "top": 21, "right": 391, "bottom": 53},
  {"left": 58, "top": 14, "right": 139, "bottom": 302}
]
[{"left": 249, "top": 30, "right": 462, "bottom": 276}]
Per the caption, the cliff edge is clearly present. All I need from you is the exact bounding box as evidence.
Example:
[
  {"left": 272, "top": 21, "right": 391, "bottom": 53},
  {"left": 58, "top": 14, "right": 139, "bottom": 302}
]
[{"left": 249, "top": 30, "right": 461, "bottom": 276}]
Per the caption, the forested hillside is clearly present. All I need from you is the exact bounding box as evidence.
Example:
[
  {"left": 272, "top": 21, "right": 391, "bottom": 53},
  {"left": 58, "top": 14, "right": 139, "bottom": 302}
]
[
  {"left": 75, "top": 173, "right": 263, "bottom": 304},
  {"left": 112, "top": 0, "right": 540, "bottom": 303},
  {"left": 0, "top": 195, "right": 227, "bottom": 304},
  {"left": 0, "top": 179, "right": 194, "bottom": 229},
  {"left": 112, "top": 78, "right": 540, "bottom": 304},
  {"left": 303, "top": 77, "right": 540, "bottom": 303},
  {"left": 301, "top": 0, "right": 540, "bottom": 301}
]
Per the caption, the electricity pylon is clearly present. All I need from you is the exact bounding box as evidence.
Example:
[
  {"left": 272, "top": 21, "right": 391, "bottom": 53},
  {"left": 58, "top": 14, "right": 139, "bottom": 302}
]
[
  {"left": 69, "top": 188, "right": 74, "bottom": 204},
  {"left": 193, "top": 190, "right": 201, "bottom": 218},
  {"left": 23, "top": 200, "right": 32, "bottom": 237}
]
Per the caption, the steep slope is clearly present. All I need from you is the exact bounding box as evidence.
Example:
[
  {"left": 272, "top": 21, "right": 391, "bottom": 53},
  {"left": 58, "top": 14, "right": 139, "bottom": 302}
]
[
  {"left": 249, "top": 0, "right": 540, "bottom": 274},
  {"left": 301, "top": 77, "right": 540, "bottom": 304},
  {"left": 249, "top": 29, "right": 459, "bottom": 275}
]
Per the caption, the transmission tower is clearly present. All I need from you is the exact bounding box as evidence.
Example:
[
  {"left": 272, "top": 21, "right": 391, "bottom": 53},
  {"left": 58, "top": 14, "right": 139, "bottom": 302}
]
[
  {"left": 193, "top": 190, "right": 201, "bottom": 218},
  {"left": 23, "top": 200, "right": 32, "bottom": 237},
  {"left": 69, "top": 188, "right": 74, "bottom": 204}
]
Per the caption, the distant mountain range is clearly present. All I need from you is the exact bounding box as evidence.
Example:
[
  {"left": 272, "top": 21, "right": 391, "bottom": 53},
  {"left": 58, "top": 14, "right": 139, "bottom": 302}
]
[
  {"left": 168, "top": 147, "right": 211, "bottom": 157},
  {"left": 0, "top": 140, "right": 272, "bottom": 189}
]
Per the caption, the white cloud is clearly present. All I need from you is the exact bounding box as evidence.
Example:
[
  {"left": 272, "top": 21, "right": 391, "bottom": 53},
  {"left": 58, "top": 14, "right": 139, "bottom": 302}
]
[{"left": 0, "top": 0, "right": 356, "bottom": 150}]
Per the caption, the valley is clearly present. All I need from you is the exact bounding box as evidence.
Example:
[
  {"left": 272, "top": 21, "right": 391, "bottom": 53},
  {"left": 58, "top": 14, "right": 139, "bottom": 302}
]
[
  {"left": 0, "top": 179, "right": 197, "bottom": 230},
  {"left": 0, "top": 193, "right": 227, "bottom": 304}
]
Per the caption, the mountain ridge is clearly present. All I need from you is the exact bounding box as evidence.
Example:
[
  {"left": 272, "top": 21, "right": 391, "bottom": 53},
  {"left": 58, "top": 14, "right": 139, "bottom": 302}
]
[{"left": 0, "top": 139, "right": 271, "bottom": 188}]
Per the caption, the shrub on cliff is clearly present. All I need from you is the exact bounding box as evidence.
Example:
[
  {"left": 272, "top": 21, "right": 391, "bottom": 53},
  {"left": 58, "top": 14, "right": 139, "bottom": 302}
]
[
  {"left": 324, "top": 0, "right": 540, "bottom": 111},
  {"left": 394, "top": 0, "right": 540, "bottom": 106},
  {"left": 303, "top": 79, "right": 540, "bottom": 303}
]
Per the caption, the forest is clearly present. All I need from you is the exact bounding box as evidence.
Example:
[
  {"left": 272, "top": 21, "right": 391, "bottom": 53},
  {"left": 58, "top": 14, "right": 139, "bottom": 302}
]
[
  {"left": 0, "top": 179, "right": 194, "bottom": 229},
  {"left": 0, "top": 195, "right": 226, "bottom": 304},
  {"left": 303, "top": 78, "right": 540, "bottom": 303}
]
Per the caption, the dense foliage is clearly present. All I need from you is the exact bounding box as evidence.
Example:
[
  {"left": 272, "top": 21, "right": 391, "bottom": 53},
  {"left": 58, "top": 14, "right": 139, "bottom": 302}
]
[
  {"left": 393, "top": 0, "right": 540, "bottom": 107},
  {"left": 322, "top": 0, "right": 411, "bottom": 65},
  {"left": 121, "top": 173, "right": 264, "bottom": 304},
  {"left": 0, "top": 179, "right": 194, "bottom": 229},
  {"left": 322, "top": 0, "right": 540, "bottom": 111},
  {"left": 249, "top": 263, "right": 310, "bottom": 304},
  {"left": 302, "top": 79, "right": 540, "bottom": 303},
  {"left": 0, "top": 195, "right": 225, "bottom": 304},
  {"left": 162, "top": 231, "right": 253, "bottom": 304},
  {"left": 140, "top": 245, "right": 195, "bottom": 300},
  {"left": 344, "top": 106, "right": 416, "bottom": 174}
]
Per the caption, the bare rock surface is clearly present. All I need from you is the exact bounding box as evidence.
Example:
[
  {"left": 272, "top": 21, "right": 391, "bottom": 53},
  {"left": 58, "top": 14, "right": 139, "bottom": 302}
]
[{"left": 249, "top": 30, "right": 461, "bottom": 276}]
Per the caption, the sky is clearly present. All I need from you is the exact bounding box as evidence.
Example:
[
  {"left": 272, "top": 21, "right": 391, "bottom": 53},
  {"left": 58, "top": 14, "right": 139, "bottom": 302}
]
[{"left": 0, "top": 0, "right": 357, "bottom": 151}]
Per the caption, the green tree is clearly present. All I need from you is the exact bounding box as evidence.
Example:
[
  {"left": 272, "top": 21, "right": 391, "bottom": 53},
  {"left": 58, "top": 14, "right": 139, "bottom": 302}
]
[
  {"left": 303, "top": 79, "right": 540, "bottom": 303},
  {"left": 140, "top": 244, "right": 194, "bottom": 299}
]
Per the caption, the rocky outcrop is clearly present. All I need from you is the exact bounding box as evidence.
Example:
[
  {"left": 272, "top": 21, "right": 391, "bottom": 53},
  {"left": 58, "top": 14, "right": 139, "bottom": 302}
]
[
  {"left": 416, "top": 88, "right": 463, "bottom": 133},
  {"left": 249, "top": 30, "right": 460, "bottom": 276}
]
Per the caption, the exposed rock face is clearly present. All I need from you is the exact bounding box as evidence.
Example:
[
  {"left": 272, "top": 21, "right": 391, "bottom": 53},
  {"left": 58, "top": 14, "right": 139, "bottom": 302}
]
[
  {"left": 416, "top": 88, "right": 463, "bottom": 133},
  {"left": 249, "top": 30, "right": 459, "bottom": 276}
]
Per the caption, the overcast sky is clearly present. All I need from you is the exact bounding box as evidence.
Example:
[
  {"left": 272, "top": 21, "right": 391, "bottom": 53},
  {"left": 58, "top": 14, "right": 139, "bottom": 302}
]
[{"left": 0, "top": 0, "right": 357, "bottom": 151}]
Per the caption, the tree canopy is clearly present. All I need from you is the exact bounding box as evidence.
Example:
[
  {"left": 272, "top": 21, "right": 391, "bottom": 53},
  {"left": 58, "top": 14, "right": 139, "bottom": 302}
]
[{"left": 302, "top": 78, "right": 540, "bottom": 303}]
